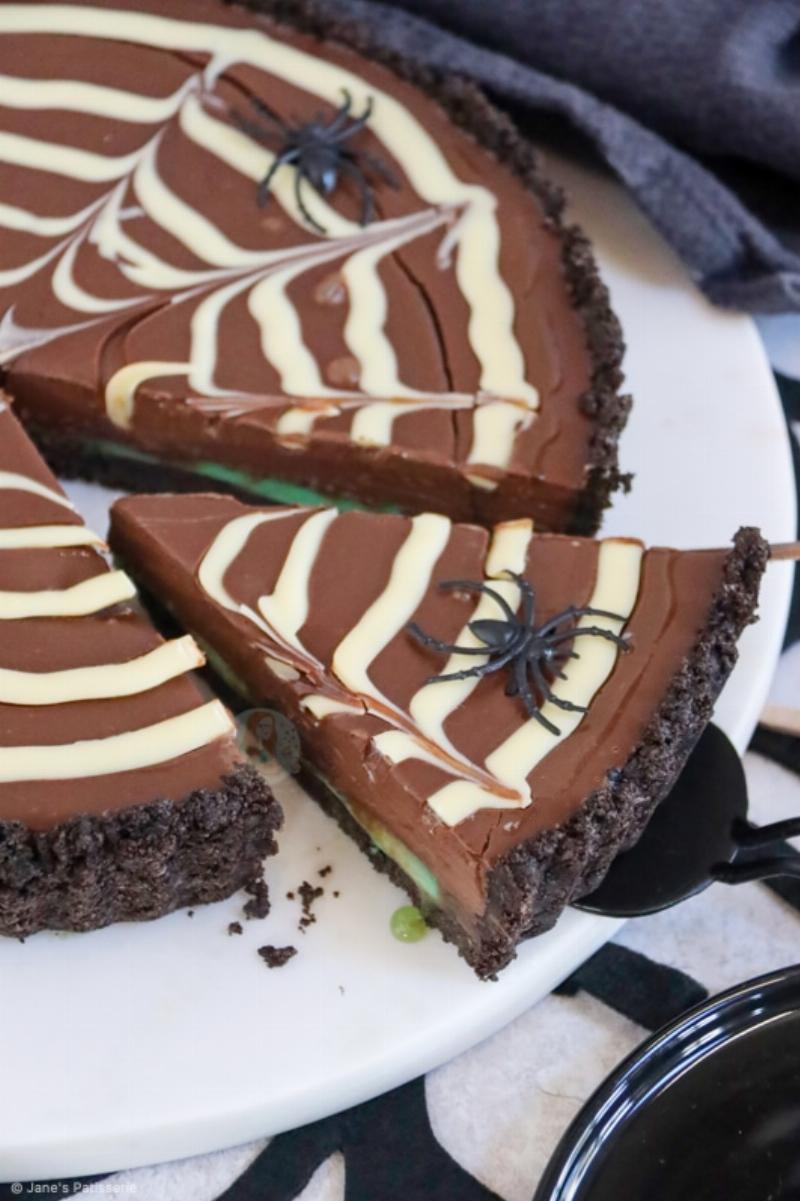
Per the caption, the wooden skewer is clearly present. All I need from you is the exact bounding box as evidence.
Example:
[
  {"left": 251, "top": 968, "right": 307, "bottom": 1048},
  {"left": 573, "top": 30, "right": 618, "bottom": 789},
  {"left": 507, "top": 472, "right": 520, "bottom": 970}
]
[
  {"left": 770, "top": 542, "right": 800, "bottom": 562},
  {"left": 760, "top": 704, "right": 800, "bottom": 738}
]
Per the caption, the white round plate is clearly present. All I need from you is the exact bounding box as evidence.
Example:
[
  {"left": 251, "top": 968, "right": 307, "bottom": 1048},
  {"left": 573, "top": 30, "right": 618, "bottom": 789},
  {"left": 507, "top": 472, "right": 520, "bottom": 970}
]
[{"left": 0, "top": 156, "right": 795, "bottom": 1180}]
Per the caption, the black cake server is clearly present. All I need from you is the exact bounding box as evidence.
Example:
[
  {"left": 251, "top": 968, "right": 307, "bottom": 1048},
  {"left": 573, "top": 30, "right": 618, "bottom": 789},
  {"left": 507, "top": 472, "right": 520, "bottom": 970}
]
[{"left": 574, "top": 721, "right": 800, "bottom": 918}]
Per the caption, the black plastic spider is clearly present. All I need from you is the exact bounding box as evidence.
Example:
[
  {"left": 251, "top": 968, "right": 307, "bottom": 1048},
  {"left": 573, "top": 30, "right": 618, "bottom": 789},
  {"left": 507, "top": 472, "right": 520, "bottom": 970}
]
[
  {"left": 233, "top": 89, "right": 398, "bottom": 234},
  {"left": 408, "top": 574, "right": 631, "bottom": 735}
]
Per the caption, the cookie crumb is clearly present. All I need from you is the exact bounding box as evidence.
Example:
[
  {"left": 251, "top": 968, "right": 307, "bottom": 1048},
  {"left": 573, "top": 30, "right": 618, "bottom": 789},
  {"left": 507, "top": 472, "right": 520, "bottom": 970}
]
[
  {"left": 318, "top": 865, "right": 333, "bottom": 878},
  {"left": 286, "top": 891, "right": 295, "bottom": 900},
  {"left": 244, "top": 877, "right": 270, "bottom": 921},
  {"left": 333, "top": 890, "right": 340, "bottom": 898},
  {"left": 187, "top": 910, "right": 194, "bottom": 918},
  {"left": 228, "top": 921, "right": 243, "bottom": 937},
  {"left": 258, "top": 945, "right": 297, "bottom": 969},
  {"left": 298, "top": 880, "right": 324, "bottom": 931}
]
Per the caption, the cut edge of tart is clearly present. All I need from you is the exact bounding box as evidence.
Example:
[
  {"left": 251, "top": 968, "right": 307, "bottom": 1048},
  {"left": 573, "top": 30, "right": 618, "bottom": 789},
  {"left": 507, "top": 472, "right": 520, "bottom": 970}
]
[{"left": 0, "top": 399, "right": 282, "bottom": 939}]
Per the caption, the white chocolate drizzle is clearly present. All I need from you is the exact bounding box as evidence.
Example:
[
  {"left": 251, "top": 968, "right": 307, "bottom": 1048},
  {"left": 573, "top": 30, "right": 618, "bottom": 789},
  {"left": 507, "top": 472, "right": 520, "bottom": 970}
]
[
  {"left": 0, "top": 470, "right": 76, "bottom": 511},
  {"left": 0, "top": 570, "right": 136, "bottom": 620},
  {"left": 198, "top": 507, "right": 333, "bottom": 673},
  {"left": 197, "top": 509, "right": 644, "bottom": 825},
  {"left": 0, "top": 636, "right": 203, "bottom": 706},
  {"left": 485, "top": 518, "right": 534, "bottom": 578},
  {"left": 0, "top": 700, "right": 232, "bottom": 782},
  {"left": 332, "top": 513, "right": 452, "bottom": 701},
  {"left": 302, "top": 695, "right": 365, "bottom": 720},
  {"left": 0, "top": 525, "right": 104, "bottom": 550},
  {"left": 0, "top": 3, "right": 541, "bottom": 476},
  {"left": 0, "top": 435, "right": 234, "bottom": 785}
]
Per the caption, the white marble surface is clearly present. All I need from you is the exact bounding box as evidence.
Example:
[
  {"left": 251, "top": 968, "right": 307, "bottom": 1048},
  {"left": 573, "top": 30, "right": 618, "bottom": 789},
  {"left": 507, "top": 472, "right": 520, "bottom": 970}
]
[{"left": 1, "top": 162, "right": 797, "bottom": 1190}]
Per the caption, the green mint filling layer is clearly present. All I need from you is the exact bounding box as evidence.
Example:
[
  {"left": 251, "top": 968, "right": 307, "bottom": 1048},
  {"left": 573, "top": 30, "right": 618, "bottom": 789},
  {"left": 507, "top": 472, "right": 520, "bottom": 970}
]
[
  {"left": 319, "top": 780, "right": 442, "bottom": 907},
  {"left": 190, "top": 640, "right": 443, "bottom": 907},
  {"left": 86, "top": 439, "right": 399, "bottom": 513},
  {"left": 195, "top": 638, "right": 257, "bottom": 705}
]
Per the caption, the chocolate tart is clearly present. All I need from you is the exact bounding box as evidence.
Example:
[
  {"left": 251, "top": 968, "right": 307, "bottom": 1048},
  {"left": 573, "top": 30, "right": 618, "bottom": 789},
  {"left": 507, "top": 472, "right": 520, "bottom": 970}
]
[
  {"left": 0, "top": 0, "right": 627, "bottom": 533},
  {"left": 109, "top": 495, "right": 768, "bottom": 977},
  {"left": 0, "top": 402, "right": 281, "bottom": 939}
]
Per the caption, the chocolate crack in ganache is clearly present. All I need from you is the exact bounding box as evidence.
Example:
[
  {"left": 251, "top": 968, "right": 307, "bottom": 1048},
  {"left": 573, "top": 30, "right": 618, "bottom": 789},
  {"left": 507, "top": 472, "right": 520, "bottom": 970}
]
[{"left": 3, "top": 0, "right": 628, "bottom": 534}]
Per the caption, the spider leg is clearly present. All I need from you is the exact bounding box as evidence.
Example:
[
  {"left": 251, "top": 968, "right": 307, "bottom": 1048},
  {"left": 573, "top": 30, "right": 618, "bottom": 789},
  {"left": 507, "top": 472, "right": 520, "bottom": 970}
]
[
  {"left": 427, "top": 645, "right": 521, "bottom": 684},
  {"left": 506, "top": 658, "right": 557, "bottom": 730},
  {"left": 407, "top": 624, "right": 489, "bottom": 657},
  {"left": 528, "top": 657, "right": 588, "bottom": 715},
  {"left": 537, "top": 605, "right": 626, "bottom": 637},
  {"left": 512, "top": 660, "right": 561, "bottom": 732},
  {"left": 531, "top": 705, "right": 562, "bottom": 735},
  {"left": 322, "top": 89, "right": 355, "bottom": 138},
  {"left": 438, "top": 579, "right": 518, "bottom": 624},
  {"left": 545, "top": 626, "right": 629, "bottom": 650},
  {"left": 581, "top": 605, "right": 629, "bottom": 622},
  {"left": 294, "top": 168, "right": 328, "bottom": 235},
  {"left": 256, "top": 148, "right": 300, "bottom": 207},
  {"left": 336, "top": 157, "right": 375, "bottom": 226},
  {"left": 511, "top": 573, "right": 535, "bottom": 629},
  {"left": 330, "top": 95, "right": 374, "bottom": 142}
]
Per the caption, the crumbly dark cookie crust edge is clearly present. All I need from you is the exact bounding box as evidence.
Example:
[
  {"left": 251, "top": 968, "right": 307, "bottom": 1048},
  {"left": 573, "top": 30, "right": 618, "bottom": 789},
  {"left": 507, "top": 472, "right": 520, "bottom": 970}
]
[
  {"left": 232, "top": 0, "right": 633, "bottom": 534},
  {"left": 0, "top": 764, "right": 282, "bottom": 938},
  {"left": 475, "top": 526, "right": 769, "bottom": 978}
]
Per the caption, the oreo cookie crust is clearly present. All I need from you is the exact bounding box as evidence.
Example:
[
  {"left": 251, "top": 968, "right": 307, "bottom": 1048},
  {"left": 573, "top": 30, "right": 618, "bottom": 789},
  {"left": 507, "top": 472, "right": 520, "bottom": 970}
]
[{"left": 0, "top": 766, "right": 279, "bottom": 939}]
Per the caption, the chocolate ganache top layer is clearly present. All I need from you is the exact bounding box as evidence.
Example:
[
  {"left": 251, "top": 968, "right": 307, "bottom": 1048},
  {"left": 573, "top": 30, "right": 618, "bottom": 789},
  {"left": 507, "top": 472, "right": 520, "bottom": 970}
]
[
  {"left": 0, "top": 401, "right": 242, "bottom": 832},
  {"left": 0, "top": 0, "right": 625, "bottom": 528},
  {"left": 110, "top": 494, "right": 754, "bottom": 914}
]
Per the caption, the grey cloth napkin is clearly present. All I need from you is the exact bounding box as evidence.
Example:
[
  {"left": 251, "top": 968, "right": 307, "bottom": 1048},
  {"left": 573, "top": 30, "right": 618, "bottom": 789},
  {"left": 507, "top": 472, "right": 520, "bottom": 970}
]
[{"left": 329, "top": 0, "right": 800, "bottom": 313}]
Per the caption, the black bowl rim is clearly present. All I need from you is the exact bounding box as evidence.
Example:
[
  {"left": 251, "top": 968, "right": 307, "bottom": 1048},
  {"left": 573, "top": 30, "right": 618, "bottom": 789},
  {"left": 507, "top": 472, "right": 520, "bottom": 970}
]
[{"left": 533, "top": 962, "right": 800, "bottom": 1201}]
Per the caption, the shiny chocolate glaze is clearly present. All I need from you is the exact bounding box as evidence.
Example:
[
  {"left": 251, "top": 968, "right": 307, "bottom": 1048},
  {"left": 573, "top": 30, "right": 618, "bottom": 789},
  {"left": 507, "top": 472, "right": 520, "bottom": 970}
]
[{"left": 111, "top": 492, "right": 734, "bottom": 916}]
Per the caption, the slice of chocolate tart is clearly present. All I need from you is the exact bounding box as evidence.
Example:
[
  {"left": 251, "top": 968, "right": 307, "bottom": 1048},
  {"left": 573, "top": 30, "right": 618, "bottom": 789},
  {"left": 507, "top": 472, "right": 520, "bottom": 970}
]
[
  {"left": 0, "top": 402, "right": 281, "bottom": 938},
  {"left": 1, "top": 0, "right": 627, "bottom": 534},
  {"left": 110, "top": 494, "right": 768, "bottom": 978}
]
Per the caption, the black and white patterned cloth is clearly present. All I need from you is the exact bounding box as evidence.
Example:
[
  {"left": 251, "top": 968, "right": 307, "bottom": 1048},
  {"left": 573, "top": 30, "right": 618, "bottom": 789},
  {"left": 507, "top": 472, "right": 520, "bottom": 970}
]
[{"left": 2, "top": 336, "right": 797, "bottom": 1201}]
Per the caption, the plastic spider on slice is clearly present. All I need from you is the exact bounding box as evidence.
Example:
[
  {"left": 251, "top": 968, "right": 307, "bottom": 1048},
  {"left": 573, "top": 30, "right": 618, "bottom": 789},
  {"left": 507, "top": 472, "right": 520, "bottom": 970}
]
[{"left": 408, "top": 574, "right": 631, "bottom": 735}]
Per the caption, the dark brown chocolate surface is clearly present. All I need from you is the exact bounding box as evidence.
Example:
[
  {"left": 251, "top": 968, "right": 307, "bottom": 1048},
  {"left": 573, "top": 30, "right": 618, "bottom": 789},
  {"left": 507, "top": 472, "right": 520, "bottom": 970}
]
[
  {"left": 1, "top": 0, "right": 627, "bottom": 532},
  {"left": 110, "top": 493, "right": 766, "bottom": 960}
]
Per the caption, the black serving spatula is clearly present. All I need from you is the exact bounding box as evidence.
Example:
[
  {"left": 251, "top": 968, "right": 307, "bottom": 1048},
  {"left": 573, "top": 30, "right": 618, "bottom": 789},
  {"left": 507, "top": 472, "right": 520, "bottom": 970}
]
[{"left": 575, "top": 722, "right": 800, "bottom": 918}]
